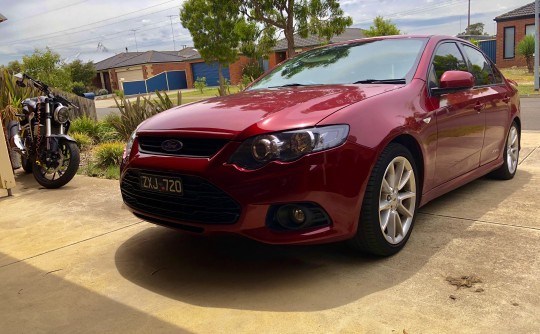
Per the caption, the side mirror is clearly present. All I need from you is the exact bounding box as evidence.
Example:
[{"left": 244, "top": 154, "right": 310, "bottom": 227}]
[
  {"left": 13, "top": 72, "right": 23, "bottom": 79},
  {"left": 431, "top": 70, "right": 474, "bottom": 96}
]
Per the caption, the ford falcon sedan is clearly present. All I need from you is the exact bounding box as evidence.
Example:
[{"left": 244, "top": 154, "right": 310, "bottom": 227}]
[{"left": 120, "top": 35, "right": 520, "bottom": 256}]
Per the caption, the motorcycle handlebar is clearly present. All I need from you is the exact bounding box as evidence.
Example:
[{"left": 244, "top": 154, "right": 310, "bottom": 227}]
[{"left": 22, "top": 73, "right": 79, "bottom": 109}]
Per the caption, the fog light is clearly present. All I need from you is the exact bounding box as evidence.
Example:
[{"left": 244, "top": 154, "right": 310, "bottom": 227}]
[{"left": 291, "top": 208, "right": 305, "bottom": 224}]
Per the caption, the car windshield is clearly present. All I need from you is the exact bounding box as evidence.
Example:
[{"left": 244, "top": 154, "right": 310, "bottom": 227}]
[{"left": 249, "top": 38, "right": 428, "bottom": 90}]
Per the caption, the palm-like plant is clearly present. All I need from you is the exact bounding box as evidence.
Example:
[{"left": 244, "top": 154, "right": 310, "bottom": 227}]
[
  {"left": 1, "top": 69, "right": 38, "bottom": 125},
  {"left": 517, "top": 34, "right": 535, "bottom": 73}
]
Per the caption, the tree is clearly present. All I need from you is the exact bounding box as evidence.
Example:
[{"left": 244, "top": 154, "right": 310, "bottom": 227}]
[
  {"left": 181, "top": 0, "right": 240, "bottom": 95},
  {"left": 239, "top": 0, "right": 352, "bottom": 58},
  {"left": 364, "top": 16, "right": 401, "bottom": 37},
  {"left": 65, "top": 59, "right": 96, "bottom": 87},
  {"left": 460, "top": 22, "right": 485, "bottom": 36},
  {"left": 517, "top": 34, "right": 535, "bottom": 73},
  {"left": 22, "top": 48, "right": 71, "bottom": 91},
  {"left": 6, "top": 60, "right": 22, "bottom": 74}
]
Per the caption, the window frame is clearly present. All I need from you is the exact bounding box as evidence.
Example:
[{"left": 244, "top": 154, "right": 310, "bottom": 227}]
[
  {"left": 525, "top": 24, "right": 536, "bottom": 37},
  {"left": 503, "top": 26, "right": 516, "bottom": 59}
]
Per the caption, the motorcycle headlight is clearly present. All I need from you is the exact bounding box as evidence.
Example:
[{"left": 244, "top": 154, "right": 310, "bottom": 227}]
[
  {"left": 229, "top": 124, "right": 349, "bottom": 170},
  {"left": 54, "top": 104, "right": 70, "bottom": 124}
]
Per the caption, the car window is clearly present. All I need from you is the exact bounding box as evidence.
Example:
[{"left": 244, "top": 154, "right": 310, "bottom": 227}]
[
  {"left": 430, "top": 42, "right": 468, "bottom": 87},
  {"left": 248, "top": 38, "right": 427, "bottom": 90},
  {"left": 490, "top": 63, "right": 504, "bottom": 84},
  {"left": 462, "top": 45, "right": 495, "bottom": 86}
]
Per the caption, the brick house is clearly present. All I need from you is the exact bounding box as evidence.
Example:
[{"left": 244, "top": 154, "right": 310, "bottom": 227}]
[
  {"left": 268, "top": 28, "right": 366, "bottom": 68},
  {"left": 93, "top": 47, "right": 250, "bottom": 95},
  {"left": 494, "top": 2, "right": 539, "bottom": 68}
]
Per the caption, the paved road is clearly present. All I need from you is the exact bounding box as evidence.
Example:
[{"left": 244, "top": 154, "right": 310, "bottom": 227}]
[{"left": 520, "top": 97, "right": 540, "bottom": 131}]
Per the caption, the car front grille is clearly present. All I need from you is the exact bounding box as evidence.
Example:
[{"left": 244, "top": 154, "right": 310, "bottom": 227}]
[
  {"left": 121, "top": 169, "right": 241, "bottom": 225},
  {"left": 138, "top": 136, "right": 228, "bottom": 157}
]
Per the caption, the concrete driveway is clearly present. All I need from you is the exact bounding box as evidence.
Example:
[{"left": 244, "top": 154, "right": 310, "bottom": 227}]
[{"left": 1, "top": 132, "right": 539, "bottom": 334}]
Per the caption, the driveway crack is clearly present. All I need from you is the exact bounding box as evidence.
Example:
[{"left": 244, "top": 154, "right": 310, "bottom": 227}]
[{"left": 418, "top": 212, "right": 540, "bottom": 232}]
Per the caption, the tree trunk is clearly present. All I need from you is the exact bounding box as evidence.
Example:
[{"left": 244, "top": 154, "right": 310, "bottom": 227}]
[
  {"left": 285, "top": 0, "right": 295, "bottom": 58},
  {"left": 218, "top": 62, "right": 225, "bottom": 96},
  {"left": 526, "top": 56, "right": 534, "bottom": 73}
]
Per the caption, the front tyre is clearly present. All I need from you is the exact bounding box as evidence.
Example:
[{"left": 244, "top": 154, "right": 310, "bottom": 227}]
[
  {"left": 32, "top": 141, "right": 80, "bottom": 189},
  {"left": 350, "top": 143, "right": 419, "bottom": 256}
]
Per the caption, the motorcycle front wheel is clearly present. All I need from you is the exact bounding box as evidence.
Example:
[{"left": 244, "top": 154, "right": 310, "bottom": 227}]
[{"left": 32, "top": 141, "right": 80, "bottom": 189}]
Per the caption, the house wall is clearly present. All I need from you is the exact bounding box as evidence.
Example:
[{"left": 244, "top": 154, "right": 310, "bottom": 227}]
[{"left": 496, "top": 17, "right": 538, "bottom": 68}]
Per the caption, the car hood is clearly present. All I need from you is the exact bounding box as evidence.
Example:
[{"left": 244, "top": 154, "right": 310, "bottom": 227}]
[{"left": 138, "top": 84, "right": 402, "bottom": 140}]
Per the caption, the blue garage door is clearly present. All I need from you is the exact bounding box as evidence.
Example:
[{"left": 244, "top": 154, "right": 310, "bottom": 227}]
[
  {"left": 167, "top": 71, "right": 188, "bottom": 90},
  {"left": 192, "top": 62, "right": 230, "bottom": 86},
  {"left": 123, "top": 80, "right": 147, "bottom": 95},
  {"left": 146, "top": 72, "right": 168, "bottom": 92}
]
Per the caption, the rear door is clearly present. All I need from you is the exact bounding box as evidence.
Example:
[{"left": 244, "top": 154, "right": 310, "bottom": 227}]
[{"left": 461, "top": 44, "right": 511, "bottom": 165}]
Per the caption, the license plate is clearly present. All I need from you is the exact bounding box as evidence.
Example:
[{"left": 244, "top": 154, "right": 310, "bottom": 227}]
[{"left": 140, "top": 173, "right": 183, "bottom": 195}]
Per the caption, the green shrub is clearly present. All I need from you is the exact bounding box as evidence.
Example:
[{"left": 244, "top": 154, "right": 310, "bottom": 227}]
[
  {"left": 194, "top": 76, "right": 207, "bottom": 93},
  {"left": 96, "top": 121, "right": 121, "bottom": 143},
  {"left": 94, "top": 142, "right": 125, "bottom": 167},
  {"left": 70, "top": 115, "right": 100, "bottom": 139},
  {"left": 70, "top": 131, "right": 93, "bottom": 150},
  {"left": 71, "top": 82, "right": 86, "bottom": 96},
  {"left": 111, "top": 91, "right": 180, "bottom": 140},
  {"left": 104, "top": 165, "right": 120, "bottom": 179},
  {"left": 242, "top": 61, "right": 264, "bottom": 80},
  {"left": 96, "top": 88, "right": 108, "bottom": 96}
]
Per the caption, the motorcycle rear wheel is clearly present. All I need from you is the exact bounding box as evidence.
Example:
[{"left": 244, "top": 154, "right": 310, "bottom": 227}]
[{"left": 32, "top": 141, "right": 80, "bottom": 189}]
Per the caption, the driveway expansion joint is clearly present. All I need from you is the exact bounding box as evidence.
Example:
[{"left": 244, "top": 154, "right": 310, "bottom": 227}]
[
  {"left": 0, "top": 221, "right": 144, "bottom": 269},
  {"left": 418, "top": 212, "right": 540, "bottom": 232}
]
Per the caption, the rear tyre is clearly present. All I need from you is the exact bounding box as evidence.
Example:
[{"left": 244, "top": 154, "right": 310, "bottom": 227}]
[
  {"left": 489, "top": 122, "right": 519, "bottom": 180},
  {"left": 350, "top": 143, "right": 419, "bottom": 256},
  {"left": 32, "top": 141, "right": 80, "bottom": 189}
]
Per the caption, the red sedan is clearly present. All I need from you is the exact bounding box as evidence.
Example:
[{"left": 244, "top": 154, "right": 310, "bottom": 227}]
[{"left": 120, "top": 35, "right": 520, "bottom": 256}]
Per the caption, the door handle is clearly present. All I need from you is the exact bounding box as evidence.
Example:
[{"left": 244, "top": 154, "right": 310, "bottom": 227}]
[
  {"left": 502, "top": 96, "right": 511, "bottom": 103},
  {"left": 474, "top": 102, "right": 484, "bottom": 112}
]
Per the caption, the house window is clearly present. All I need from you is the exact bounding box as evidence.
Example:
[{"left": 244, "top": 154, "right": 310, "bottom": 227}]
[
  {"left": 503, "top": 26, "right": 515, "bottom": 59},
  {"left": 526, "top": 24, "right": 536, "bottom": 37}
]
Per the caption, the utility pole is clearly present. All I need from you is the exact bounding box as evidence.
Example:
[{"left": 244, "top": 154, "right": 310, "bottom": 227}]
[
  {"left": 167, "top": 15, "right": 177, "bottom": 51},
  {"left": 131, "top": 29, "right": 139, "bottom": 52},
  {"left": 467, "top": 0, "right": 471, "bottom": 35},
  {"left": 535, "top": 0, "right": 539, "bottom": 91}
]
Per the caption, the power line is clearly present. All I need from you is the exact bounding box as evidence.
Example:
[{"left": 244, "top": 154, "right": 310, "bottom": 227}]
[{"left": 0, "top": 0, "right": 178, "bottom": 45}]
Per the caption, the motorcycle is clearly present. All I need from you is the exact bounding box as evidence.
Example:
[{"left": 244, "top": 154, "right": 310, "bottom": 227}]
[{"left": 7, "top": 73, "right": 80, "bottom": 189}]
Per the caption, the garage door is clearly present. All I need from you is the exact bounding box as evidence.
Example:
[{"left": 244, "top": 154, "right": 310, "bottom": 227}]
[{"left": 191, "top": 62, "right": 230, "bottom": 86}]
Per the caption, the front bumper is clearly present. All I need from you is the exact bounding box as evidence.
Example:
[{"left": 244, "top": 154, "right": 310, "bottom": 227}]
[{"left": 120, "top": 140, "right": 376, "bottom": 245}]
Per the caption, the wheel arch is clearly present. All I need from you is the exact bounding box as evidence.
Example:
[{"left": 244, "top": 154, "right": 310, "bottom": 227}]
[{"left": 389, "top": 134, "right": 425, "bottom": 196}]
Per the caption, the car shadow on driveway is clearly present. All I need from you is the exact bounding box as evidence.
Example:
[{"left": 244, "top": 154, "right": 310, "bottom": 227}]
[{"left": 114, "top": 171, "right": 532, "bottom": 312}]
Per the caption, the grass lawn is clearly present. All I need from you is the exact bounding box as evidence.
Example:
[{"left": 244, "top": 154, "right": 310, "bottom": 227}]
[{"left": 500, "top": 67, "right": 540, "bottom": 96}]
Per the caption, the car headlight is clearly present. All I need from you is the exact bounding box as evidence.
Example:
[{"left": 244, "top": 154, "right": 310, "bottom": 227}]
[
  {"left": 54, "top": 104, "right": 70, "bottom": 124},
  {"left": 229, "top": 124, "right": 349, "bottom": 170},
  {"left": 123, "top": 126, "right": 140, "bottom": 161}
]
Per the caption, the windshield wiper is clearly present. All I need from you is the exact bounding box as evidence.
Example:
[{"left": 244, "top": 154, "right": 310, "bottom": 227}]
[
  {"left": 268, "top": 83, "right": 313, "bottom": 88},
  {"left": 352, "top": 79, "right": 406, "bottom": 84}
]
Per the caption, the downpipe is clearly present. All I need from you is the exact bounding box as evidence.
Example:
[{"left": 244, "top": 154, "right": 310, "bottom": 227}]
[{"left": 6, "top": 121, "right": 24, "bottom": 169}]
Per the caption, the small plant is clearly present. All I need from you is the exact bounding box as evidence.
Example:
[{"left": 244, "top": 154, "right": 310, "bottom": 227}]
[
  {"left": 194, "top": 76, "right": 207, "bottom": 93},
  {"left": 94, "top": 142, "right": 125, "bottom": 167},
  {"left": 96, "top": 88, "right": 108, "bottom": 96},
  {"left": 96, "top": 121, "right": 121, "bottom": 143},
  {"left": 114, "top": 90, "right": 125, "bottom": 98},
  {"left": 70, "top": 132, "right": 93, "bottom": 151},
  {"left": 238, "top": 74, "right": 253, "bottom": 90}
]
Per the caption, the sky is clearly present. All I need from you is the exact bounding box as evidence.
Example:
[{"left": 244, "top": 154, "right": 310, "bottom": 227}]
[{"left": 0, "top": 0, "right": 534, "bottom": 66}]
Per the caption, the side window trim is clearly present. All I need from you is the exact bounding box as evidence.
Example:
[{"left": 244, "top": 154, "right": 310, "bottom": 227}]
[{"left": 459, "top": 43, "right": 500, "bottom": 88}]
